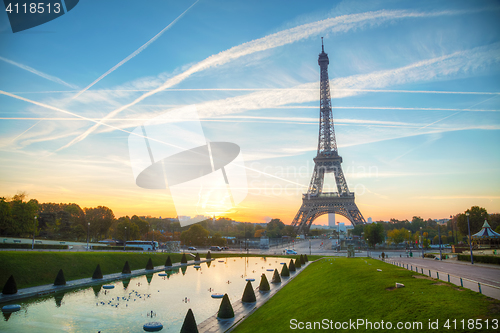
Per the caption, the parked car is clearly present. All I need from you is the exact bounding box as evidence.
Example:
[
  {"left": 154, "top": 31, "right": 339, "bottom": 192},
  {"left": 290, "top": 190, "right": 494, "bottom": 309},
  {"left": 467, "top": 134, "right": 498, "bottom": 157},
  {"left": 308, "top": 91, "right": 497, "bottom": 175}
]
[
  {"left": 188, "top": 246, "right": 197, "bottom": 251},
  {"left": 210, "top": 246, "right": 222, "bottom": 251},
  {"left": 285, "top": 249, "right": 297, "bottom": 255}
]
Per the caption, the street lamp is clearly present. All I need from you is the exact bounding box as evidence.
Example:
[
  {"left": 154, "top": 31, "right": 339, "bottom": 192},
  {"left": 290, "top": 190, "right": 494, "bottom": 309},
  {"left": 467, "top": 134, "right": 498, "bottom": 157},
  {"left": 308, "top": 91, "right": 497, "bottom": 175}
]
[
  {"left": 87, "top": 222, "right": 90, "bottom": 251},
  {"left": 337, "top": 222, "right": 340, "bottom": 252},
  {"left": 32, "top": 216, "right": 37, "bottom": 250},
  {"left": 420, "top": 227, "right": 424, "bottom": 258},
  {"left": 438, "top": 224, "right": 442, "bottom": 260},
  {"left": 309, "top": 238, "right": 311, "bottom": 255},
  {"left": 466, "top": 212, "right": 474, "bottom": 264},
  {"left": 124, "top": 226, "right": 127, "bottom": 251},
  {"left": 246, "top": 238, "right": 249, "bottom": 254},
  {"left": 366, "top": 238, "right": 369, "bottom": 257}
]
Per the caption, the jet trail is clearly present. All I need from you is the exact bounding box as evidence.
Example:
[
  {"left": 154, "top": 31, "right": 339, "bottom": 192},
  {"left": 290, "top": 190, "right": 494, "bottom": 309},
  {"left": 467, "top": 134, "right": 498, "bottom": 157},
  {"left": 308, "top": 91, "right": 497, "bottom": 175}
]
[
  {"left": 71, "top": 0, "right": 199, "bottom": 100},
  {"left": 0, "top": 56, "right": 78, "bottom": 89}
]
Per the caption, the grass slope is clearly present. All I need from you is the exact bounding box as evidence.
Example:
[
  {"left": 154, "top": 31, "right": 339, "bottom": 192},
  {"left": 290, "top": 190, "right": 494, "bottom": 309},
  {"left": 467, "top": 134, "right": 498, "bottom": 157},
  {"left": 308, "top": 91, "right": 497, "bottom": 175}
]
[
  {"left": 0, "top": 252, "right": 185, "bottom": 289},
  {"left": 233, "top": 258, "right": 500, "bottom": 333}
]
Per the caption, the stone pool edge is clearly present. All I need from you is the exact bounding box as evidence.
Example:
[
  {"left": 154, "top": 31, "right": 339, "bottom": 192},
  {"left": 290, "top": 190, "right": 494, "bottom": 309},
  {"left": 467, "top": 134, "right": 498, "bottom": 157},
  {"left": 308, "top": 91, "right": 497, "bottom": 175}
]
[{"left": 0, "top": 259, "right": 213, "bottom": 304}]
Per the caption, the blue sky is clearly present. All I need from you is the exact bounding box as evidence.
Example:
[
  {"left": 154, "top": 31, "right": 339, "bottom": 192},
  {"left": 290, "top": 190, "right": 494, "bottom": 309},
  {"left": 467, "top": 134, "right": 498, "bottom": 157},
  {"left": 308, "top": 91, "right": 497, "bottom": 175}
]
[{"left": 0, "top": 0, "right": 499, "bottom": 224}]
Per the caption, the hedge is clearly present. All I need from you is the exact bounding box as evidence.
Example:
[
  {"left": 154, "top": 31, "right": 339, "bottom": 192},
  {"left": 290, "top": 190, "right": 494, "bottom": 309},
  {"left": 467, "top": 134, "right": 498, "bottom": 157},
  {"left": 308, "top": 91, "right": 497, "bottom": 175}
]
[{"left": 458, "top": 254, "right": 500, "bottom": 265}]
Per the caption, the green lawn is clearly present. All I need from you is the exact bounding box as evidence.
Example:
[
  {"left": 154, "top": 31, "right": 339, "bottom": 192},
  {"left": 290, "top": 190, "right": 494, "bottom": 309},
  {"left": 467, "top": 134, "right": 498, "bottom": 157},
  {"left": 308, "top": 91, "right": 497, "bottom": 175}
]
[
  {"left": 233, "top": 257, "right": 500, "bottom": 333},
  {"left": 0, "top": 251, "right": 186, "bottom": 289}
]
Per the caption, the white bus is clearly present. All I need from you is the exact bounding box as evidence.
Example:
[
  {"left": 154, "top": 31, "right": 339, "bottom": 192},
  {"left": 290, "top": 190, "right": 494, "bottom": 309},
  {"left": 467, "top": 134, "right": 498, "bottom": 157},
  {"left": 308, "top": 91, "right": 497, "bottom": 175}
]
[{"left": 126, "top": 240, "right": 158, "bottom": 251}]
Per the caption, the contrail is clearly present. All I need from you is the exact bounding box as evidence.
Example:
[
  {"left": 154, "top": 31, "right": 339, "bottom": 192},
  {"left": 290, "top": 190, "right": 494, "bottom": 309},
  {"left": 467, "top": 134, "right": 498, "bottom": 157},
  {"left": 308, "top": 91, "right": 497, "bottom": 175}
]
[
  {"left": 9, "top": 120, "right": 42, "bottom": 143},
  {"left": 59, "top": 8, "right": 484, "bottom": 150},
  {"left": 0, "top": 90, "right": 304, "bottom": 187},
  {"left": 71, "top": 0, "right": 199, "bottom": 100},
  {"left": 0, "top": 56, "right": 78, "bottom": 89}
]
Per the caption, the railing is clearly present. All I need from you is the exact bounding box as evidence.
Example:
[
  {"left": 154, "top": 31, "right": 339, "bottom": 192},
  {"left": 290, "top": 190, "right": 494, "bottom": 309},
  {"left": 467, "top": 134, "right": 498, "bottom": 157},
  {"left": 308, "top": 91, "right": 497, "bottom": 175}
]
[{"left": 386, "top": 260, "right": 500, "bottom": 300}]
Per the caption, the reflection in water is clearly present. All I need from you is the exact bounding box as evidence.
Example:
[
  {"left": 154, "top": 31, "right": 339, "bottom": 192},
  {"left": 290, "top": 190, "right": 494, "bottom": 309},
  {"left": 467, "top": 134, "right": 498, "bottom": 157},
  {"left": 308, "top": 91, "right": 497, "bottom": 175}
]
[
  {"left": 92, "top": 284, "right": 102, "bottom": 297},
  {"left": 206, "top": 261, "right": 211, "bottom": 268},
  {"left": 2, "top": 312, "right": 12, "bottom": 321},
  {"left": 146, "top": 274, "right": 153, "bottom": 284},
  {"left": 122, "top": 278, "right": 131, "bottom": 290},
  {"left": 181, "top": 266, "right": 187, "bottom": 276},
  {"left": 54, "top": 292, "right": 65, "bottom": 307}
]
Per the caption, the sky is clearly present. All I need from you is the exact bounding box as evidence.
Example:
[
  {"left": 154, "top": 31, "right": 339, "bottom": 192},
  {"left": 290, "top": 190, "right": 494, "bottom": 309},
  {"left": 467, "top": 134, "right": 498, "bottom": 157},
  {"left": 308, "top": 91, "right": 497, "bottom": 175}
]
[{"left": 0, "top": 0, "right": 499, "bottom": 226}]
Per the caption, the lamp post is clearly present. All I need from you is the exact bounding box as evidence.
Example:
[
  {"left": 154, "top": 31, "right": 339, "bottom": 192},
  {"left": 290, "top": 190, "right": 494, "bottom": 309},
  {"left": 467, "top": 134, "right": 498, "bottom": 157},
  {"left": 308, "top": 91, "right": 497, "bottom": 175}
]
[
  {"left": 32, "top": 216, "right": 37, "bottom": 250},
  {"left": 246, "top": 238, "right": 249, "bottom": 254},
  {"left": 366, "top": 238, "right": 369, "bottom": 257},
  {"left": 438, "top": 224, "right": 442, "bottom": 260},
  {"left": 337, "top": 222, "right": 340, "bottom": 252},
  {"left": 466, "top": 212, "right": 474, "bottom": 264},
  {"left": 87, "top": 222, "right": 90, "bottom": 251},
  {"left": 420, "top": 227, "right": 424, "bottom": 258},
  {"left": 124, "top": 226, "right": 127, "bottom": 251},
  {"left": 309, "top": 238, "right": 311, "bottom": 255}
]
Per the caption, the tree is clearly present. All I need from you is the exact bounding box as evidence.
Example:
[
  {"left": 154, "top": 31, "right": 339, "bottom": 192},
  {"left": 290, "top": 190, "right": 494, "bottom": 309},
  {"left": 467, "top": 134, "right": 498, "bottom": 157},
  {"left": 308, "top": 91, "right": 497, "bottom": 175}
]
[
  {"left": 433, "top": 235, "right": 448, "bottom": 245},
  {"left": 211, "top": 233, "right": 226, "bottom": 246},
  {"left": 85, "top": 206, "right": 114, "bottom": 240},
  {"left": 351, "top": 224, "right": 364, "bottom": 237},
  {"left": 0, "top": 197, "right": 13, "bottom": 235},
  {"left": 457, "top": 206, "right": 489, "bottom": 236},
  {"left": 131, "top": 215, "right": 149, "bottom": 236},
  {"left": 181, "top": 224, "right": 209, "bottom": 246},
  {"left": 387, "top": 228, "right": 409, "bottom": 245},
  {"left": 254, "top": 229, "right": 265, "bottom": 238},
  {"left": 364, "top": 223, "right": 384, "bottom": 247},
  {"left": 116, "top": 218, "right": 140, "bottom": 241}
]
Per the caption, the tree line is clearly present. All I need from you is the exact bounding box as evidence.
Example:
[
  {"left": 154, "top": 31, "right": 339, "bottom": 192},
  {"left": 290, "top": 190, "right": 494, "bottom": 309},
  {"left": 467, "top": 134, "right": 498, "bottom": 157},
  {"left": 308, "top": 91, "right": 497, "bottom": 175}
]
[{"left": 349, "top": 206, "right": 500, "bottom": 247}]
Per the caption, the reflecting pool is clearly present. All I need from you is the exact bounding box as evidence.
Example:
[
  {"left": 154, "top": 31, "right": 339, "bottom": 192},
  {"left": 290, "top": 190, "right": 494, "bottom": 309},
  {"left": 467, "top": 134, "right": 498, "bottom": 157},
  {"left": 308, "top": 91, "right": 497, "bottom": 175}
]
[{"left": 0, "top": 257, "right": 291, "bottom": 332}]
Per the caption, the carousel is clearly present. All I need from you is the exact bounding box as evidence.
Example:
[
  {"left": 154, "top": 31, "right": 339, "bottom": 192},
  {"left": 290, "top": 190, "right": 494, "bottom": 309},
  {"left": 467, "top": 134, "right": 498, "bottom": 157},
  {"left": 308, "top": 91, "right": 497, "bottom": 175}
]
[{"left": 472, "top": 220, "right": 500, "bottom": 249}]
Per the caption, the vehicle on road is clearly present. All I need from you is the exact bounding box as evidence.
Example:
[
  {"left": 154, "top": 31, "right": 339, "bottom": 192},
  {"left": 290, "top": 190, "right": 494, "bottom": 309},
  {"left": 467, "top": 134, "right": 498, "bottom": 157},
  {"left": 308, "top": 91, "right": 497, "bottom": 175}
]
[
  {"left": 210, "top": 246, "right": 222, "bottom": 251},
  {"left": 188, "top": 246, "right": 197, "bottom": 251},
  {"left": 126, "top": 240, "right": 158, "bottom": 251},
  {"left": 285, "top": 249, "right": 297, "bottom": 255}
]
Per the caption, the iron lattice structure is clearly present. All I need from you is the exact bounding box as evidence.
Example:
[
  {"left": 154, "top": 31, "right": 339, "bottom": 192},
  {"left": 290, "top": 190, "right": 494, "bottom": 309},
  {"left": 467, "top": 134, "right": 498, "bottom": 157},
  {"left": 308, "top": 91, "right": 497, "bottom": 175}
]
[{"left": 291, "top": 39, "right": 365, "bottom": 235}]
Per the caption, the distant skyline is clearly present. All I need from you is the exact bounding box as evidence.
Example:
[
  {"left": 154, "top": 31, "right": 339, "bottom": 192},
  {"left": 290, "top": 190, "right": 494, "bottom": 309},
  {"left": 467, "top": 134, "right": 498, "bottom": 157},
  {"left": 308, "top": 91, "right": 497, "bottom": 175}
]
[{"left": 0, "top": 0, "right": 499, "bottom": 225}]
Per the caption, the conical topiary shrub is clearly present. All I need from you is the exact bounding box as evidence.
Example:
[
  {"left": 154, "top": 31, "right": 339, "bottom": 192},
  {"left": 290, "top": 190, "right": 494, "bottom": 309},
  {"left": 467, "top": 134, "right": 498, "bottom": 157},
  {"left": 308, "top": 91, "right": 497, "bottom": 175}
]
[
  {"left": 217, "top": 294, "right": 234, "bottom": 319},
  {"left": 242, "top": 281, "right": 256, "bottom": 303},
  {"left": 2, "top": 275, "right": 17, "bottom": 294},
  {"left": 304, "top": 254, "right": 309, "bottom": 262},
  {"left": 295, "top": 258, "right": 301, "bottom": 269},
  {"left": 280, "top": 263, "right": 289, "bottom": 277},
  {"left": 271, "top": 269, "right": 281, "bottom": 283},
  {"left": 206, "top": 251, "right": 211, "bottom": 260},
  {"left": 122, "top": 261, "right": 131, "bottom": 274},
  {"left": 289, "top": 259, "right": 296, "bottom": 272},
  {"left": 181, "top": 253, "right": 188, "bottom": 264},
  {"left": 92, "top": 264, "right": 103, "bottom": 279},
  {"left": 165, "top": 256, "right": 172, "bottom": 267},
  {"left": 54, "top": 269, "right": 66, "bottom": 286},
  {"left": 300, "top": 254, "right": 305, "bottom": 265},
  {"left": 194, "top": 253, "right": 200, "bottom": 261},
  {"left": 259, "top": 273, "right": 270, "bottom": 292},
  {"left": 180, "top": 308, "right": 198, "bottom": 333},
  {"left": 146, "top": 258, "right": 154, "bottom": 270}
]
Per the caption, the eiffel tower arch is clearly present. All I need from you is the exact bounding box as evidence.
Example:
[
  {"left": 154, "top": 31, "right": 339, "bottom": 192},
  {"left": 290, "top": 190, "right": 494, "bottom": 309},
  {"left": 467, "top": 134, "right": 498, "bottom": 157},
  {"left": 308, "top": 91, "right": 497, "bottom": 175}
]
[{"left": 291, "top": 39, "right": 365, "bottom": 235}]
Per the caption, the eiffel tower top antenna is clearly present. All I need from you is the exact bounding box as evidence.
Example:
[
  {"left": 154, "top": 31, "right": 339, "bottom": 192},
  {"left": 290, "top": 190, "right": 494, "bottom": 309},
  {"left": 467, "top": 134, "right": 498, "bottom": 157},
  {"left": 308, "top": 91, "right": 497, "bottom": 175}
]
[{"left": 317, "top": 38, "right": 337, "bottom": 156}]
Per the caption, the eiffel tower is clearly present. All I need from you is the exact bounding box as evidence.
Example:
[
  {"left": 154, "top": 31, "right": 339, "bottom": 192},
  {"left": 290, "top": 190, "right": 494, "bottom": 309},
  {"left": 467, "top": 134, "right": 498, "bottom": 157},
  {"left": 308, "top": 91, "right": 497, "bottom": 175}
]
[{"left": 291, "top": 39, "right": 365, "bottom": 235}]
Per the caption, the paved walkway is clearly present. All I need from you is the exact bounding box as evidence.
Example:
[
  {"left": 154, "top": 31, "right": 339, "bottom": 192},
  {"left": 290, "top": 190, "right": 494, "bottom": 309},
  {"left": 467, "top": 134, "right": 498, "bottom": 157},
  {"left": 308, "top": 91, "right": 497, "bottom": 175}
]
[
  {"left": 198, "top": 260, "right": 313, "bottom": 333},
  {"left": 0, "top": 259, "right": 211, "bottom": 304}
]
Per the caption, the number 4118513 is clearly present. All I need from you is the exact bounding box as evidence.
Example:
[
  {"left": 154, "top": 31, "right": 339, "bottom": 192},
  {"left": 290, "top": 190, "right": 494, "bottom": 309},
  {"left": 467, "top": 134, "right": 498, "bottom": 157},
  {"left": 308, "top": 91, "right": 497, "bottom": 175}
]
[
  {"left": 443, "top": 319, "right": 498, "bottom": 330},
  {"left": 5, "top": 2, "right": 61, "bottom": 14}
]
